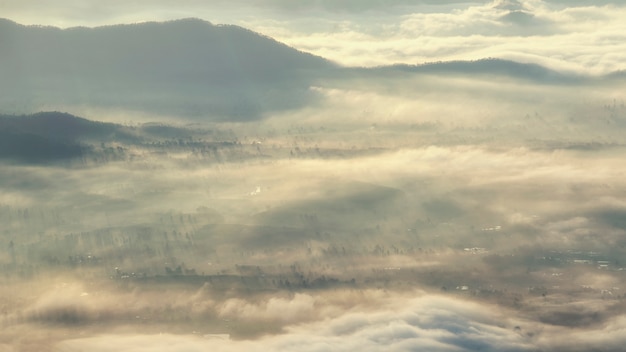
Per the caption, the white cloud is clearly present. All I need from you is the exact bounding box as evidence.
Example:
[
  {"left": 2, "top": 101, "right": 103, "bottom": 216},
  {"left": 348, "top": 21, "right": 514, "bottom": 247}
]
[
  {"left": 268, "top": 2, "right": 626, "bottom": 73},
  {"left": 44, "top": 310, "right": 626, "bottom": 352},
  {"left": 2, "top": 1, "right": 625, "bottom": 73},
  {"left": 51, "top": 288, "right": 626, "bottom": 351},
  {"left": 55, "top": 292, "right": 536, "bottom": 352}
]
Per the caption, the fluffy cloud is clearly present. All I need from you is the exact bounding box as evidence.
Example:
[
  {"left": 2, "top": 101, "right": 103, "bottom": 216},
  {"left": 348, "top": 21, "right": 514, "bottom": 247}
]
[
  {"left": 3, "top": 281, "right": 623, "bottom": 352},
  {"left": 265, "top": 1, "right": 626, "bottom": 73},
  {"left": 2, "top": 1, "right": 626, "bottom": 73},
  {"left": 49, "top": 289, "right": 626, "bottom": 351},
  {"left": 55, "top": 293, "right": 536, "bottom": 352}
]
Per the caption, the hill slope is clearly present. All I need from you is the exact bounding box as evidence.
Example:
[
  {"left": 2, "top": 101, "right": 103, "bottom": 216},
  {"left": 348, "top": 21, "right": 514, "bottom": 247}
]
[
  {"left": 0, "top": 18, "right": 334, "bottom": 120},
  {"left": 1, "top": 18, "right": 616, "bottom": 121},
  {"left": 0, "top": 112, "right": 100, "bottom": 162}
]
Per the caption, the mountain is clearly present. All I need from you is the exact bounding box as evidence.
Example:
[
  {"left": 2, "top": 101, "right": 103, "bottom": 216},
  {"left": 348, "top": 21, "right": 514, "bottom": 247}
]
[
  {"left": 0, "top": 18, "right": 335, "bottom": 120},
  {"left": 0, "top": 112, "right": 99, "bottom": 163},
  {"left": 389, "top": 59, "right": 580, "bottom": 83},
  {"left": 1, "top": 18, "right": 619, "bottom": 121},
  {"left": 0, "top": 18, "right": 330, "bottom": 80},
  {"left": 342, "top": 58, "right": 583, "bottom": 84},
  {"left": 0, "top": 111, "right": 131, "bottom": 143},
  {"left": 0, "top": 111, "right": 239, "bottom": 164}
]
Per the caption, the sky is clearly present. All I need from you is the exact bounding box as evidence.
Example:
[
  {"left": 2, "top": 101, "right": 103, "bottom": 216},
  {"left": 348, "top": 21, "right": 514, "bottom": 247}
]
[{"left": 2, "top": 0, "right": 626, "bottom": 74}]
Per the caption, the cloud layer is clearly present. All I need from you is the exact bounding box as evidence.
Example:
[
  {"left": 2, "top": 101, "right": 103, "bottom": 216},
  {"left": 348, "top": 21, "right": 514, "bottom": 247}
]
[
  {"left": 51, "top": 291, "right": 535, "bottom": 352},
  {"left": 3, "top": 1, "right": 626, "bottom": 73},
  {"left": 255, "top": 1, "right": 626, "bottom": 73},
  {"left": 50, "top": 290, "right": 626, "bottom": 352}
]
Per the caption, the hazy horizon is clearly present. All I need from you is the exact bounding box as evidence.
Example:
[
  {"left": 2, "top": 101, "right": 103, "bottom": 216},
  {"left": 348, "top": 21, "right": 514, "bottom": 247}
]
[{"left": 3, "top": 0, "right": 626, "bottom": 73}]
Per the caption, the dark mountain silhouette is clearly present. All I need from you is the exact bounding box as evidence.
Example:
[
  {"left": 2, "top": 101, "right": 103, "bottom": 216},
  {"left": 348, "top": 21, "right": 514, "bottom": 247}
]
[
  {"left": 0, "top": 130, "right": 85, "bottom": 163},
  {"left": 0, "top": 111, "right": 238, "bottom": 163},
  {"left": 0, "top": 111, "right": 146, "bottom": 163},
  {"left": 0, "top": 111, "right": 131, "bottom": 143},
  {"left": 0, "top": 18, "right": 334, "bottom": 120},
  {"left": 0, "top": 112, "right": 95, "bottom": 163},
  {"left": 0, "top": 111, "right": 213, "bottom": 145},
  {"left": 344, "top": 58, "right": 583, "bottom": 84}
]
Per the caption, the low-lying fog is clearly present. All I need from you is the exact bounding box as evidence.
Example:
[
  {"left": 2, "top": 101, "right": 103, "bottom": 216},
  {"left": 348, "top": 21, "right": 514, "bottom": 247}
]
[{"left": 2, "top": 71, "right": 626, "bottom": 351}]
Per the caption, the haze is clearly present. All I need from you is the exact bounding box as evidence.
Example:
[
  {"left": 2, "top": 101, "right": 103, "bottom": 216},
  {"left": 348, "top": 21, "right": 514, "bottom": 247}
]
[
  {"left": 4, "top": 0, "right": 626, "bottom": 72},
  {"left": 1, "top": 1, "right": 626, "bottom": 351}
]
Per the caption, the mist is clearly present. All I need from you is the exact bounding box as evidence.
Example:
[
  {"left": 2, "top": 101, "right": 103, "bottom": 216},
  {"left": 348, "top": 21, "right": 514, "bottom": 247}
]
[
  {"left": 2, "top": 7, "right": 626, "bottom": 352},
  {"left": 4, "top": 1, "right": 626, "bottom": 74}
]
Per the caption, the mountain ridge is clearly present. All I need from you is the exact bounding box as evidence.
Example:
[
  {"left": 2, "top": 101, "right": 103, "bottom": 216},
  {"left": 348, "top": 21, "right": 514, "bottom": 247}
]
[
  {"left": 0, "top": 18, "right": 333, "bottom": 120},
  {"left": 2, "top": 17, "right": 618, "bottom": 79},
  {"left": 379, "top": 58, "right": 581, "bottom": 83},
  {"left": 1, "top": 18, "right": 622, "bottom": 120},
  {"left": 0, "top": 112, "right": 96, "bottom": 163}
]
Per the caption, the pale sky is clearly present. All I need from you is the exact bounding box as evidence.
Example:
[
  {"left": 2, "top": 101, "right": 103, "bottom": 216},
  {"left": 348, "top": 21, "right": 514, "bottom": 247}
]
[{"left": 2, "top": 0, "right": 626, "bottom": 73}]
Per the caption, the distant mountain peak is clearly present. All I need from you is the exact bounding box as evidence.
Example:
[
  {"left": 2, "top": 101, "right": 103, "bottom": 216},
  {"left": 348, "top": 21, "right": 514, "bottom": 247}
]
[
  {"left": 0, "top": 17, "right": 333, "bottom": 120},
  {"left": 365, "top": 58, "right": 582, "bottom": 84}
]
